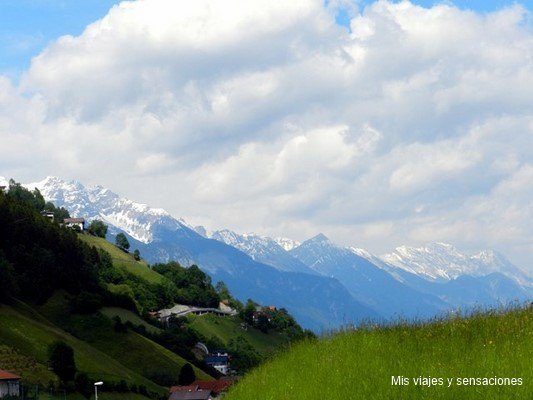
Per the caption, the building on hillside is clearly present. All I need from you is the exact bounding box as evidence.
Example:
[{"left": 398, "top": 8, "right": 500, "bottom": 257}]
[
  {"left": 156, "top": 303, "right": 238, "bottom": 326},
  {"left": 193, "top": 379, "right": 234, "bottom": 396},
  {"left": 169, "top": 384, "right": 197, "bottom": 393},
  {"left": 252, "top": 310, "right": 273, "bottom": 324},
  {"left": 0, "top": 186, "right": 6, "bottom": 193},
  {"left": 40, "top": 211, "right": 55, "bottom": 222},
  {"left": 170, "top": 378, "right": 235, "bottom": 398},
  {"left": 168, "top": 388, "right": 212, "bottom": 400},
  {"left": 218, "top": 301, "right": 234, "bottom": 313},
  {"left": 0, "top": 370, "right": 21, "bottom": 398},
  {"left": 63, "top": 217, "right": 85, "bottom": 231},
  {"left": 205, "top": 351, "right": 230, "bottom": 375},
  {"left": 169, "top": 379, "right": 234, "bottom": 399}
]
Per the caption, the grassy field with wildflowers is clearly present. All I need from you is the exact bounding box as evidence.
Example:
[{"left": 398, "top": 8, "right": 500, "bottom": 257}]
[{"left": 227, "top": 306, "right": 532, "bottom": 400}]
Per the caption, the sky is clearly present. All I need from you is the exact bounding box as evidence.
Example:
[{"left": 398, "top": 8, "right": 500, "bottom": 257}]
[{"left": 0, "top": 0, "right": 532, "bottom": 270}]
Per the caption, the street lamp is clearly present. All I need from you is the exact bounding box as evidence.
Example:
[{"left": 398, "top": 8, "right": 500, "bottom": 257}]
[{"left": 94, "top": 381, "right": 103, "bottom": 400}]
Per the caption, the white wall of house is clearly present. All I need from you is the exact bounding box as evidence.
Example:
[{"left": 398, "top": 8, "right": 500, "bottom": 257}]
[
  {"left": 0, "top": 380, "right": 20, "bottom": 397},
  {"left": 66, "top": 222, "right": 84, "bottom": 230}
]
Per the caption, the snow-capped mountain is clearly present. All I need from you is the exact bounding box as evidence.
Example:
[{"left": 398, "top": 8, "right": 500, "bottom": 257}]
[
  {"left": 275, "top": 237, "right": 301, "bottom": 251},
  {"left": 380, "top": 243, "right": 531, "bottom": 287},
  {"left": 290, "top": 234, "right": 448, "bottom": 319},
  {"left": 26, "top": 176, "right": 189, "bottom": 244},
  {"left": 9, "top": 175, "right": 530, "bottom": 328},
  {"left": 18, "top": 176, "right": 378, "bottom": 331},
  {"left": 209, "top": 229, "right": 315, "bottom": 274}
]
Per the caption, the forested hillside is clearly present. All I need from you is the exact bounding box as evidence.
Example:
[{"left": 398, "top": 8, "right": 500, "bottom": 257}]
[{"left": 0, "top": 180, "right": 309, "bottom": 399}]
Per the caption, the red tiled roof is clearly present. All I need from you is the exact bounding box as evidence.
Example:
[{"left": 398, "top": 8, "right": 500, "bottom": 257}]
[
  {"left": 0, "top": 370, "right": 21, "bottom": 380},
  {"left": 194, "top": 379, "right": 233, "bottom": 394},
  {"left": 64, "top": 218, "right": 85, "bottom": 223},
  {"left": 169, "top": 385, "right": 198, "bottom": 393},
  {"left": 169, "top": 380, "right": 233, "bottom": 395}
]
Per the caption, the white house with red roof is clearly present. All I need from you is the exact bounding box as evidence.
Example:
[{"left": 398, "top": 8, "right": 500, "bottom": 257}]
[{"left": 0, "top": 369, "right": 21, "bottom": 398}]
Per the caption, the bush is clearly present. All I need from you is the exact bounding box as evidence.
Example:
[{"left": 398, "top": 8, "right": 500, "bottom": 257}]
[
  {"left": 178, "top": 363, "right": 196, "bottom": 385},
  {"left": 88, "top": 220, "right": 108, "bottom": 238},
  {"left": 115, "top": 233, "right": 130, "bottom": 251},
  {"left": 48, "top": 341, "right": 76, "bottom": 383},
  {"left": 146, "top": 368, "right": 176, "bottom": 387},
  {"left": 75, "top": 372, "right": 92, "bottom": 399},
  {"left": 113, "top": 316, "right": 128, "bottom": 333},
  {"left": 69, "top": 291, "right": 103, "bottom": 314}
]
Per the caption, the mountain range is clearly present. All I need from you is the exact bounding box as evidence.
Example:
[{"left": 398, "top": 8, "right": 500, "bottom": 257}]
[{"left": 7, "top": 176, "right": 531, "bottom": 331}]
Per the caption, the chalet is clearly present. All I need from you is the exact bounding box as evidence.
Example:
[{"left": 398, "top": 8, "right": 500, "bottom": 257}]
[
  {"left": 63, "top": 218, "right": 85, "bottom": 231},
  {"left": 205, "top": 351, "right": 230, "bottom": 375},
  {"left": 0, "top": 370, "right": 21, "bottom": 398}
]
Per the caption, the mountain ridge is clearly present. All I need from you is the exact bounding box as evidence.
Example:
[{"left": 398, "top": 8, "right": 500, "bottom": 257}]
[
  {"left": 9, "top": 175, "right": 531, "bottom": 329},
  {"left": 16, "top": 176, "right": 378, "bottom": 331}
]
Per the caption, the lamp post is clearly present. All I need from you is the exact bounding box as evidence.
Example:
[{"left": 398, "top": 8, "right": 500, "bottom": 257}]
[{"left": 94, "top": 381, "right": 103, "bottom": 400}]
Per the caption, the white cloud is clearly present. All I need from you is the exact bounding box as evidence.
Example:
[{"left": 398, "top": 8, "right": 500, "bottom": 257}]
[{"left": 1, "top": 0, "right": 532, "bottom": 270}]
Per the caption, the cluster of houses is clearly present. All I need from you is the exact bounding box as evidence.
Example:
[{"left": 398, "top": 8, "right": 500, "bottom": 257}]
[
  {"left": 40, "top": 211, "right": 86, "bottom": 231},
  {"left": 1, "top": 188, "right": 86, "bottom": 231},
  {"left": 252, "top": 305, "right": 277, "bottom": 324},
  {"left": 168, "top": 378, "right": 234, "bottom": 400},
  {"left": 0, "top": 369, "right": 20, "bottom": 398}
]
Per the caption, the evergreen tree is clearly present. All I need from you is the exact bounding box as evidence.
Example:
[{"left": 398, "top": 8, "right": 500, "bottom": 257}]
[
  {"left": 0, "top": 252, "right": 16, "bottom": 301},
  {"left": 88, "top": 220, "right": 108, "bottom": 238},
  {"left": 178, "top": 363, "right": 196, "bottom": 385},
  {"left": 44, "top": 201, "right": 70, "bottom": 221},
  {"left": 115, "top": 233, "right": 130, "bottom": 251},
  {"left": 48, "top": 341, "right": 77, "bottom": 383}
]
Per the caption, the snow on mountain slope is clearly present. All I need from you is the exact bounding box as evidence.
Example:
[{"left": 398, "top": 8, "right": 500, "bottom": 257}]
[
  {"left": 275, "top": 237, "right": 301, "bottom": 251},
  {"left": 17, "top": 176, "right": 378, "bottom": 331},
  {"left": 291, "top": 234, "right": 448, "bottom": 319},
  {"left": 25, "top": 176, "right": 188, "bottom": 243},
  {"left": 210, "top": 229, "right": 315, "bottom": 274},
  {"left": 380, "top": 243, "right": 531, "bottom": 286}
]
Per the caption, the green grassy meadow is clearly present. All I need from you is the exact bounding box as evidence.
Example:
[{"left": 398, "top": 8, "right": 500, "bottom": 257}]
[
  {"left": 100, "top": 307, "right": 162, "bottom": 334},
  {"left": 187, "top": 313, "right": 289, "bottom": 357},
  {"left": 36, "top": 293, "right": 211, "bottom": 383},
  {"left": 227, "top": 307, "right": 533, "bottom": 400},
  {"left": 0, "top": 303, "right": 165, "bottom": 395},
  {"left": 78, "top": 234, "right": 164, "bottom": 285}
]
